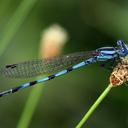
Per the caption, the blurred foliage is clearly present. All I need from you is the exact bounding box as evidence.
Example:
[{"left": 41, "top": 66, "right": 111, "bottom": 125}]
[{"left": 0, "top": 0, "right": 128, "bottom": 128}]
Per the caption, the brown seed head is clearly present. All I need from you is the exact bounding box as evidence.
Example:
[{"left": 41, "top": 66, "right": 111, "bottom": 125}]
[{"left": 110, "top": 58, "right": 128, "bottom": 87}]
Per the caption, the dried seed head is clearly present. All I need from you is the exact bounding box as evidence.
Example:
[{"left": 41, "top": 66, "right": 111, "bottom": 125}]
[{"left": 110, "top": 58, "right": 128, "bottom": 87}]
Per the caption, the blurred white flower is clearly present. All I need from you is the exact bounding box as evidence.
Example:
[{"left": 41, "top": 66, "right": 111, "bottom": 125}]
[{"left": 39, "top": 24, "right": 68, "bottom": 58}]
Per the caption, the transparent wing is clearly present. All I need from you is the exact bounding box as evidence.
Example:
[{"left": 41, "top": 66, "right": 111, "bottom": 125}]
[{"left": 0, "top": 51, "right": 96, "bottom": 78}]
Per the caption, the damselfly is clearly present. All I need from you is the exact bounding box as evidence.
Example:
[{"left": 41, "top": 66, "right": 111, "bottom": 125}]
[{"left": 0, "top": 40, "right": 128, "bottom": 97}]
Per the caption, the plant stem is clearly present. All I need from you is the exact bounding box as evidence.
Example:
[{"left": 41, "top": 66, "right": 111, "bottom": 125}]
[
  {"left": 17, "top": 84, "right": 44, "bottom": 128},
  {"left": 17, "top": 24, "right": 67, "bottom": 128},
  {"left": 0, "top": 0, "right": 38, "bottom": 56},
  {"left": 76, "top": 84, "right": 113, "bottom": 128}
]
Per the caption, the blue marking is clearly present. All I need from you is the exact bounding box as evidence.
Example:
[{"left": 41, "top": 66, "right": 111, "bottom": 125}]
[
  {"left": 21, "top": 83, "right": 30, "bottom": 88},
  {"left": 87, "top": 58, "right": 94, "bottom": 61},
  {"left": 101, "top": 51, "right": 116, "bottom": 54},
  {"left": 97, "top": 56, "right": 114, "bottom": 61},
  {"left": 73, "top": 61, "right": 85, "bottom": 69},
  {"left": 55, "top": 70, "right": 67, "bottom": 77},
  {"left": 37, "top": 77, "right": 49, "bottom": 83}
]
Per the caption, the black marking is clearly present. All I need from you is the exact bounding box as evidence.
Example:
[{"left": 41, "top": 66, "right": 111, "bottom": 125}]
[
  {"left": 48, "top": 75, "right": 55, "bottom": 80},
  {"left": 6, "top": 64, "right": 17, "bottom": 69},
  {"left": 0, "top": 94, "right": 3, "bottom": 97},
  {"left": 0, "top": 93, "right": 5, "bottom": 97},
  {"left": 86, "top": 60, "right": 91, "bottom": 64},
  {"left": 12, "top": 86, "right": 21, "bottom": 93},
  {"left": 67, "top": 67, "right": 73, "bottom": 72},
  {"left": 30, "top": 81, "right": 37, "bottom": 86},
  {"left": 98, "top": 48, "right": 116, "bottom": 51}
]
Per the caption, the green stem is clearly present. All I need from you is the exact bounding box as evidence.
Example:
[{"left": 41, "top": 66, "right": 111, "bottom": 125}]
[
  {"left": 0, "top": 0, "right": 38, "bottom": 56},
  {"left": 17, "top": 84, "right": 44, "bottom": 128},
  {"left": 76, "top": 84, "right": 112, "bottom": 128},
  {"left": 0, "top": 0, "right": 39, "bottom": 127}
]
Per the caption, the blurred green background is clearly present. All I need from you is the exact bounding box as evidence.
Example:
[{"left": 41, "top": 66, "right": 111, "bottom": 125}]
[{"left": 0, "top": 0, "right": 128, "bottom": 128}]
